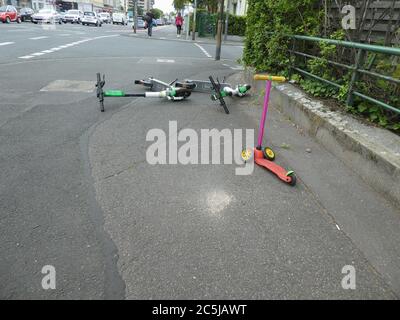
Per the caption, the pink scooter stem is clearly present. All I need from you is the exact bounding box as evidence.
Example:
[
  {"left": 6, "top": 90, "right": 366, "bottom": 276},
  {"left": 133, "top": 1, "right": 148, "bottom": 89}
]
[{"left": 257, "top": 80, "right": 272, "bottom": 149}]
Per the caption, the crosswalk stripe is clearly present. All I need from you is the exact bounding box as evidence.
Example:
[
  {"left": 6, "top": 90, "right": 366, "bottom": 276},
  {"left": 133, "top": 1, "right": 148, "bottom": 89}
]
[
  {"left": 0, "top": 42, "right": 14, "bottom": 46},
  {"left": 29, "top": 36, "right": 48, "bottom": 40}
]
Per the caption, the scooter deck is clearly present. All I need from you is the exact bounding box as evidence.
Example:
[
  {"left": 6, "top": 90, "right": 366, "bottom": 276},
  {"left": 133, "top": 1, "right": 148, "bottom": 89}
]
[
  {"left": 135, "top": 77, "right": 231, "bottom": 93},
  {"left": 255, "top": 158, "right": 293, "bottom": 184},
  {"left": 254, "top": 148, "right": 294, "bottom": 184},
  {"left": 177, "top": 79, "right": 231, "bottom": 93}
]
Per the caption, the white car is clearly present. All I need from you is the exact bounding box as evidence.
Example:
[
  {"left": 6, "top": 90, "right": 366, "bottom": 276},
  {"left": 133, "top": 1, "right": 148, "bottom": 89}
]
[
  {"left": 81, "top": 11, "right": 102, "bottom": 27},
  {"left": 112, "top": 12, "right": 127, "bottom": 25},
  {"left": 31, "top": 8, "right": 62, "bottom": 24},
  {"left": 132, "top": 18, "right": 145, "bottom": 28},
  {"left": 98, "top": 12, "right": 111, "bottom": 24},
  {"left": 63, "top": 9, "right": 83, "bottom": 24}
]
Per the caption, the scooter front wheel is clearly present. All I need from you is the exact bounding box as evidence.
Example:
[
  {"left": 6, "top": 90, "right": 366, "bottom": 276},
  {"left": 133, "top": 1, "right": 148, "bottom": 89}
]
[{"left": 263, "top": 147, "right": 275, "bottom": 161}]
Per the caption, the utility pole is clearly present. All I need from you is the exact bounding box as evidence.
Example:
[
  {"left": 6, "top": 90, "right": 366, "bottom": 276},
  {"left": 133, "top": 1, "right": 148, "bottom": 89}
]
[
  {"left": 215, "top": 0, "right": 225, "bottom": 60},
  {"left": 133, "top": 0, "right": 137, "bottom": 33},
  {"left": 185, "top": 6, "right": 190, "bottom": 40},
  {"left": 224, "top": 0, "right": 230, "bottom": 41},
  {"left": 192, "top": 0, "right": 197, "bottom": 41}
]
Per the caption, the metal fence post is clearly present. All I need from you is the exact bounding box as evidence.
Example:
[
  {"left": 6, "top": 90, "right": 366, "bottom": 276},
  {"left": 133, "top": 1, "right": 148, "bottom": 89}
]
[
  {"left": 346, "top": 48, "right": 366, "bottom": 106},
  {"left": 288, "top": 37, "right": 296, "bottom": 79}
]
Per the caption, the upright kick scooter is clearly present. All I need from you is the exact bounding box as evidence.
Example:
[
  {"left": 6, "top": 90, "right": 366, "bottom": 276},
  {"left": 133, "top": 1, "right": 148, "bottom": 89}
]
[{"left": 242, "top": 74, "right": 296, "bottom": 186}]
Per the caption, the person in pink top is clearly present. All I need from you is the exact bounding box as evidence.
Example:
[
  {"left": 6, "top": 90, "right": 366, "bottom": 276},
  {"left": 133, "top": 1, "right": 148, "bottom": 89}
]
[{"left": 175, "top": 12, "right": 184, "bottom": 37}]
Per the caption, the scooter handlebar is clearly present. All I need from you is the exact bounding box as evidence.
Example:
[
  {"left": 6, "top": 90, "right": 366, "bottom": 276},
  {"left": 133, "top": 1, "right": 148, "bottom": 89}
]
[{"left": 254, "top": 75, "right": 286, "bottom": 82}]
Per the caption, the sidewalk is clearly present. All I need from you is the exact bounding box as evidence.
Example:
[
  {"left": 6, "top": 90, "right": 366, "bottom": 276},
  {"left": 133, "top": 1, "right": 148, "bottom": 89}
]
[
  {"left": 87, "top": 65, "right": 399, "bottom": 298},
  {"left": 124, "top": 25, "right": 244, "bottom": 46}
]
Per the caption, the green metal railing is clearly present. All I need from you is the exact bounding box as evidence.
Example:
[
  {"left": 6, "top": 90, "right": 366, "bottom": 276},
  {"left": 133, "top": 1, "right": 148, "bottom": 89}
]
[{"left": 287, "top": 34, "right": 400, "bottom": 114}]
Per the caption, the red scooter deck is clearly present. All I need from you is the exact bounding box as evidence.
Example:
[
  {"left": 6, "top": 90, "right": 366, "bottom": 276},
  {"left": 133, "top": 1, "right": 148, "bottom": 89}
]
[{"left": 254, "top": 148, "right": 294, "bottom": 185}]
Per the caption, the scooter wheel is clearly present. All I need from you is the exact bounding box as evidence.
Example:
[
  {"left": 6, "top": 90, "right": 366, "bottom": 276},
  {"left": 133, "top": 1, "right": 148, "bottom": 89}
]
[
  {"left": 287, "top": 172, "right": 297, "bottom": 186},
  {"left": 263, "top": 147, "right": 275, "bottom": 161},
  {"left": 241, "top": 148, "right": 253, "bottom": 162}
]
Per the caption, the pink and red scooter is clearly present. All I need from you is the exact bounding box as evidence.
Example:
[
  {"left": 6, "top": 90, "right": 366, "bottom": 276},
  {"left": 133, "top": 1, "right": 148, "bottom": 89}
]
[{"left": 242, "top": 74, "right": 296, "bottom": 186}]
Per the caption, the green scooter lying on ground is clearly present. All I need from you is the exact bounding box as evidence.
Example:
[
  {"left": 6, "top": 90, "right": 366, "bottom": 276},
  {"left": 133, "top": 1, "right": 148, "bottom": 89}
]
[{"left": 95, "top": 73, "right": 251, "bottom": 114}]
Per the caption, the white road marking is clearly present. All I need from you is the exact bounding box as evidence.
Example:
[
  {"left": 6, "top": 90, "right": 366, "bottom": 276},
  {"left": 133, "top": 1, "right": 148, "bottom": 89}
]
[
  {"left": 17, "top": 35, "right": 119, "bottom": 60},
  {"left": 230, "top": 66, "right": 244, "bottom": 70},
  {"left": 0, "top": 42, "right": 14, "bottom": 46},
  {"left": 59, "top": 34, "right": 71, "bottom": 36},
  {"left": 40, "top": 80, "right": 95, "bottom": 93},
  {"left": 336, "top": 224, "right": 341, "bottom": 230},
  {"left": 157, "top": 59, "right": 175, "bottom": 63},
  {"left": 194, "top": 43, "right": 212, "bottom": 58},
  {"left": 29, "top": 36, "right": 48, "bottom": 40}
]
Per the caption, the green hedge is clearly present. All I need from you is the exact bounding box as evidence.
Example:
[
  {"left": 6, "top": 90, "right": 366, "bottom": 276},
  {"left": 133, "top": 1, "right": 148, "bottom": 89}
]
[
  {"left": 227, "top": 14, "right": 246, "bottom": 37},
  {"left": 194, "top": 12, "right": 247, "bottom": 37},
  {"left": 243, "top": 0, "right": 322, "bottom": 73},
  {"left": 243, "top": 0, "right": 399, "bottom": 132}
]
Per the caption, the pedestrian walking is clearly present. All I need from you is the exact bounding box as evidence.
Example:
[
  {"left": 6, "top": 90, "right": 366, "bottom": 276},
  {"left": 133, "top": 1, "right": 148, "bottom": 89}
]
[
  {"left": 144, "top": 11, "right": 155, "bottom": 37},
  {"left": 175, "top": 12, "right": 183, "bottom": 38}
]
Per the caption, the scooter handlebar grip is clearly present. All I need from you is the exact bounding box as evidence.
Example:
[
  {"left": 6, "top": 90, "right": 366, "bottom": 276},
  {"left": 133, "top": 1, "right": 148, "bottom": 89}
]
[{"left": 254, "top": 75, "right": 286, "bottom": 82}]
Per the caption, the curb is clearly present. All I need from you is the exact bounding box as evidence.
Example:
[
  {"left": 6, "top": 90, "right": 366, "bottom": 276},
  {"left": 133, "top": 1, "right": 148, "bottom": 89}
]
[
  {"left": 122, "top": 33, "right": 244, "bottom": 46},
  {"left": 243, "top": 69, "right": 400, "bottom": 209}
]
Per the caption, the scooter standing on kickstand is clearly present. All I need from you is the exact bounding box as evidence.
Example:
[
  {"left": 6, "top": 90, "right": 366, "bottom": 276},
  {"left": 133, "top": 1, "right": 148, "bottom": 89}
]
[{"left": 242, "top": 74, "right": 297, "bottom": 186}]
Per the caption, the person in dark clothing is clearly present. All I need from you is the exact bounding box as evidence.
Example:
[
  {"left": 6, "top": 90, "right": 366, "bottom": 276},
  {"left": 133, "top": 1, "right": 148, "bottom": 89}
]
[{"left": 144, "top": 11, "right": 155, "bottom": 37}]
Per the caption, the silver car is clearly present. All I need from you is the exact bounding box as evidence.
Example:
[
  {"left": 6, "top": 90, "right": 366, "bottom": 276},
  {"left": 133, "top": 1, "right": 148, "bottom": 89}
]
[{"left": 31, "top": 8, "right": 62, "bottom": 24}]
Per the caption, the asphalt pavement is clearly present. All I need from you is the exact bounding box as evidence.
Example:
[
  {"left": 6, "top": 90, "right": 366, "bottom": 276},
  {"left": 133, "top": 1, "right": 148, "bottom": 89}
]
[{"left": 0, "top": 22, "right": 399, "bottom": 299}]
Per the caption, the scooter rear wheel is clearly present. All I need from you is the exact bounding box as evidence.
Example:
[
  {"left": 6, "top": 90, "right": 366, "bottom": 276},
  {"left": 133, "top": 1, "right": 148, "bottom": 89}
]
[
  {"left": 287, "top": 172, "right": 297, "bottom": 186},
  {"left": 263, "top": 147, "right": 275, "bottom": 161}
]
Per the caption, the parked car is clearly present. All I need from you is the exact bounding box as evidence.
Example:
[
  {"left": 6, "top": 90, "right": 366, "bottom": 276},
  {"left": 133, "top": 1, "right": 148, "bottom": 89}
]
[
  {"left": 0, "top": 5, "right": 21, "bottom": 23},
  {"left": 112, "top": 12, "right": 127, "bottom": 25},
  {"left": 32, "top": 8, "right": 62, "bottom": 24},
  {"left": 98, "top": 12, "right": 111, "bottom": 24},
  {"left": 63, "top": 9, "right": 83, "bottom": 24},
  {"left": 19, "top": 7, "right": 34, "bottom": 22},
  {"left": 132, "top": 18, "right": 145, "bottom": 29},
  {"left": 81, "top": 11, "right": 102, "bottom": 27},
  {"left": 156, "top": 18, "right": 164, "bottom": 26}
]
